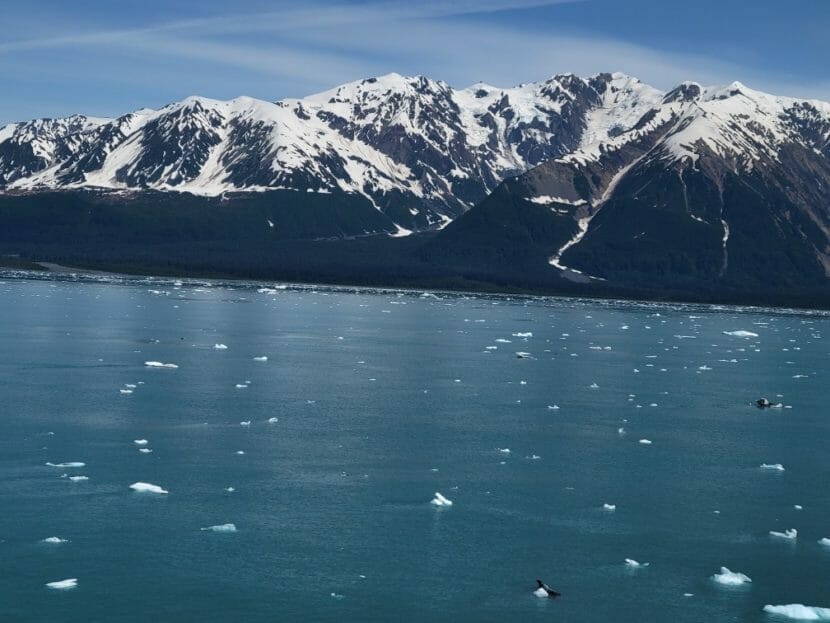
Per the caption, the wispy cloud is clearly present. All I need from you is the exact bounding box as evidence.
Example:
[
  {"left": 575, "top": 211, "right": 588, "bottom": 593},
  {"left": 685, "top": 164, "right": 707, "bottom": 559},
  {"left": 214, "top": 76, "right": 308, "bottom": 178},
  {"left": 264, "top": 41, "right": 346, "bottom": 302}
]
[{"left": 0, "top": 0, "right": 827, "bottom": 125}]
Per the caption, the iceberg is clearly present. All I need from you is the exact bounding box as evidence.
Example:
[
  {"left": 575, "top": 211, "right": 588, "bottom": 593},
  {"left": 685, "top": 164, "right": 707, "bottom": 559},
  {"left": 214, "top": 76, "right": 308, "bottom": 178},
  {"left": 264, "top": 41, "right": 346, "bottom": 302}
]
[
  {"left": 68, "top": 476, "right": 88, "bottom": 482},
  {"left": 46, "top": 578, "right": 77, "bottom": 590},
  {"left": 760, "top": 463, "right": 785, "bottom": 471},
  {"left": 134, "top": 439, "right": 148, "bottom": 446},
  {"left": 722, "top": 330, "right": 759, "bottom": 338},
  {"left": 712, "top": 567, "right": 751, "bottom": 585},
  {"left": 267, "top": 417, "right": 279, "bottom": 423},
  {"left": 129, "top": 482, "right": 168, "bottom": 494},
  {"left": 625, "top": 559, "right": 649, "bottom": 567},
  {"left": 603, "top": 504, "right": 616, "bottom": 511},
  {"left": 45, "top": 462, "right": 84, "bottom": 468},
  {"left": 40, "top": 537, "right": 67, "bottom": 544},
  {"left": 639, "top": 439, "right": 652, "bottom": 445},
  {"left": 253, "top": 356, "right": 268, "bottom": 362},
  {"left": 144, "top": 361, "right": 178, "bottom": 369},
  {"left": 214, "top": 343, "right": 228, "bottom": 350},
  {"left": 430, "top": 492, "right": 453, "bottom": 507},
  {"left": 762, "top": 604, "right": 830, "bottom": 620}
]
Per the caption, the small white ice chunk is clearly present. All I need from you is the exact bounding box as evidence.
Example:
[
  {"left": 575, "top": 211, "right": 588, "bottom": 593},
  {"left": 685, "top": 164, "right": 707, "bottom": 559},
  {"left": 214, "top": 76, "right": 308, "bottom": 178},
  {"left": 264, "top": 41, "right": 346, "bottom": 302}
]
[
  {"left": 769, "top": 528, "right": 797, "bottom": 540},
  {"left": 760, "top": 463, "right": 785, "bottom": 471},
  {"left": 818, "top": 538, "right": 830, "bottom": 547},
  {"left": 214, "top": 344, "right": 228, "bottom": 350},
  {"left": 253, "top": 356, "right": 268, "bottom": 362},
  {"left": 134, "top": 439, "right": 148, "bottom": 446},
  {"left": 129, "top": 482, "right": 168, "bottom": 494},
  {"left": 639, "top": 439, "right": 652, "bottom": 445},
  {"left": 144, "top": 361, "right": 178, "bottom": 369},
  {"left": 625, "top": 558, "right": 649, "bottom": 567},
  {"left": 45, "top": 462, "right": 84, "bottom": 468},
  {"left": 267, "top": 417, "right": 278, "bottom": 423},
  {"left": 430, "top": 492, "right": 453, "bottom": 507},
  {"left": 603, "top": 504, "right": 616, "bottom": 511},
  {"left": 712, "top": 567, "right": 752, "bottom": 585},
  {"left": 46, "top": 578, "right": 77, "bottom": 590},
  {"left": 722, "top": 330, "right": 759, "bottom": 338},
  {"left": 201, "top": 523, "right": 237, "bottom": 532},
  {"left": 41, "top": 537, "right": 67, "bottom": 544}
]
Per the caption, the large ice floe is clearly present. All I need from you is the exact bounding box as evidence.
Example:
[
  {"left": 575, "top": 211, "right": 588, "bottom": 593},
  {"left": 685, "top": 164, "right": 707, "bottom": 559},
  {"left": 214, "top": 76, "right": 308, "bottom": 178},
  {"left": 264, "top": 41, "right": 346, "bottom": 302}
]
[
  {"left": 762, "top": 604, "right": 830, "bottom": 620},
  {"left": 129, "top": 482, "right": 168, "bottom": 494},
  {"left": 46, "top": 578, "right": 77, "bottom": 590},
  {"left": 712, "top": 567, "right": 752, "bottom": 585},
  {"left": 430, "top": 492, "right": 453, "bottom": 507}
]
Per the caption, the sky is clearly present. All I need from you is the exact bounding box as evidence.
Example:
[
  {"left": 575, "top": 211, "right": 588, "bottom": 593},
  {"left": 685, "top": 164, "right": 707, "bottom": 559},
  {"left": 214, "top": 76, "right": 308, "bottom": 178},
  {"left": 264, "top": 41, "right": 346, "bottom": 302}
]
[{"left": 1, "top": 0, "right": 828, "bottom": 125}]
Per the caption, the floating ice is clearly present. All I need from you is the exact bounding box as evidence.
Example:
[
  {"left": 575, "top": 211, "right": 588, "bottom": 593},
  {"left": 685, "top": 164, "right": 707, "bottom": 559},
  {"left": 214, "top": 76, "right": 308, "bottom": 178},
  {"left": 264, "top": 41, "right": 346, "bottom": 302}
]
[
  {"left": 225, "top": 487, "right": 235, "bottom": 492},
  {"left": 516, "top": 352, "right": 532, "bottom": 359},
  {"left": 125, "top": 384, "right": 137, "bottom": 389},
  {"left": 722, "top": 330, "right": 759, "bottom": 338},
  {"left": 794, "top": 505, "right": 803, "bottom": 510},
  {"left": 760, "top": 463, "right": 785, "bottom": 471},
  {"left": 497, "top": 448, "right": 511, "bottom": 454},
  {"left": 625, "top": 559, "right": 649, "bottom": 567},
  {"left": 267, "top": 417, "right": 279, "bottom": 424},
  {"left": 533, "top": 587, "right": 549, "bottom": 598},
  {"left": 712, "top": 567, "right": 752, "bottom": 585},
  {"left": 134, "top": 439, "right": 148, "bottom": 446},
  {"left": 589, "top": 382, "right": 599, "bottom": 389},
  {"left": 68, "top": 476, "right": 88, "bottom": 482},
  {"left": 129, "top": 482, "right": 168, "bottom": 494},
  {"left": 618, "top": 428, "right": 626, "bottom": 435},
  {"left": 762, "top": 604, "right": 830, "bottom": 620},
  {"left": 201, "top": 523, "right": 237, "bottom": 532},
  {"left": 495, "top": 338, "right": 511, "bottom": 343},
  {"left": 45, "top": 462, "right": 84, "bottom": 468},
  {"left": 253, "top": 356, "right": 268, "bottom": 362},
  {"left": 235, "top": 384, "right": 248, "bottom": 388},
  {"left": 547, "top": 405, "right": 560, "bottom": 410},
  {"left": 214, "top": 344, "right": 228, "bottom": 350},
  {"left": 770, "top": 528, "right": 797, "bottom": 540},
  {"left": 639, "top": 439, "right": 652, "bottom": 445},
  {"left": 819, "top": 538, "right": 830, "bottom": 547},
  {"left": 139, "top": 448, "right": 152, "bottom": 454},
  {"left": 119, "top": 389, "right": 133, "bottom": 394},
  {"left": 235, "top": 450, "right": 245, "bottom": 455},
  {"left": 430, "top": 492, "right": 453, "bottom": 507},
  {"left": 144, "top": 361, "right": 178, "bottom": 369},
  {"left": 46, "top": 578, "right": 77, "bottom": 590},
  {"left": 512, "top": 332, "right": 533, "bottom": 338},
  {"left": 240, "top": 421, "right": 251, "bottom": 426},
  {"left": 41, "top": 537, "right": 67, "bottom": 544},
  {"left": 603, "top": 504, "right": 616, "bottom": 511}
]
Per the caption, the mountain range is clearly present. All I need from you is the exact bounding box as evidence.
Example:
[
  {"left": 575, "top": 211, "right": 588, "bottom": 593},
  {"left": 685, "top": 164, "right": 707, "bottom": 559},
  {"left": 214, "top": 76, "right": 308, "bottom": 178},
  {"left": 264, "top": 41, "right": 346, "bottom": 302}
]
[{"left": 1, "top": 71, "right": 829, "bottom": 305}]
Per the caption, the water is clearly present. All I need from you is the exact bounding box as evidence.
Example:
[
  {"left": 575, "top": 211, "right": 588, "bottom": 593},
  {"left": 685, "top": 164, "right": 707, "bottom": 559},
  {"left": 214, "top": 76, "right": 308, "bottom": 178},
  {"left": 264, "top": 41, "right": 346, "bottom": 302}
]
[{"left": 1, "top": 275, "right": 829, "bottom": 622}]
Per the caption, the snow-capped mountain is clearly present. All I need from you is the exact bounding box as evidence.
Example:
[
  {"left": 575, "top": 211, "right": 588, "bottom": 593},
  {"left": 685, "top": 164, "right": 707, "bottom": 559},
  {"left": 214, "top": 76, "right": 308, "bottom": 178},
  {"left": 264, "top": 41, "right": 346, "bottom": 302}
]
[
  {"left": 0, "top": 72, "right": 606, "bottom": 231},
  {"left": 1, "top": 71, "right": 829, "bottom": 296}
]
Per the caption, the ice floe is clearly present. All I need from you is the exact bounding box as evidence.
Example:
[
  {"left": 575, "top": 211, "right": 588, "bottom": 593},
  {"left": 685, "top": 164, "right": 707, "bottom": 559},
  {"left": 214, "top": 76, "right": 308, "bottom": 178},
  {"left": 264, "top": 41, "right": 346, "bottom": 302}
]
[
  {"left": 722, "top": 330, "right": 759, "bottom": 338},
  {"left": 144, "top": 361, "right": 178, "bottom": 369},
  {"left": 235, "top": 383, "right": 248, "bottom": 388},
  {"left": 139, "top": 448, "right": 152, "bottom": 454},
  {"left": 762, "top": 604, "right": 830, "bottom": 620},
  {"left": 46, "top": 462, "right": 84, "bottom": 468},
  {"left": 214, "top": 343, "right": 228, "bottom": 350},
  {"left": 760, "top": 463, "right": 785, "bottom": 471},
  {"left": 515, "top": 352, "right": 533, "bottom": 359},
  {"left": 201, "top": 523, "right": 237, "bottom": 532},
  {"left": 819, "top": 538, "right": 830, "bottom": 547},
  {"left": 603, "top": 504, "right": 616, "bottom": 511},
  {"left": 225, "top": 487, "right": 235, "bottom": 493},
  {"left": 512, "top": 332, "right": 533, "bottom": 338},
  {"left": 253, "top": 356, "right": 268, "bottom": 362},
  {"left": 40, "top": 537, "right": 67, "bottom": 544},
  {"left": 46, "top": 578, "right": 77, "bottom": 590},
  {"left": 712, "top": 567, "right": 752, "bottom": 585},
  {"left": 430, "top": 492, "right": 453, "bottom": 507},
  {"left": 267, "top": 417, "right": 279, "bottom": 423},
  {"left": 240, "top": 421, "right": 251, "bottom": 426},
  {"left": 497, "top": 448, "right": 511, "bottom": 454},
  {"left": 68, "top": 476, "right": 88, "bottom": 482},
  {"left": 129, "top": 482, "right": 168, "bottom": 494},
  {"left": 533, "top": 587, "right": 549, "bottom": 598},
  {"left": 134, "top": 439, "right": 148, "bottom": 446},
  {"left": 119, "top": 389, "right": 133, "bottom": 394},
  {"left": 639, "top": 439, "right": 652, "bottom": 445},
  {"left": 769, "top": 528, "right": 797, "bottom": 540}
]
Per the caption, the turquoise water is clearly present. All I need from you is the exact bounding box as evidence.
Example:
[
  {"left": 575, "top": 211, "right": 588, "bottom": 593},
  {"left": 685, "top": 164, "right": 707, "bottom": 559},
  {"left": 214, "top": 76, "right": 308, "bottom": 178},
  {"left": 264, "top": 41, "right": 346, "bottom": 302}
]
[{"left": 1, "top": 274, "right": 829, "bottom": 622}]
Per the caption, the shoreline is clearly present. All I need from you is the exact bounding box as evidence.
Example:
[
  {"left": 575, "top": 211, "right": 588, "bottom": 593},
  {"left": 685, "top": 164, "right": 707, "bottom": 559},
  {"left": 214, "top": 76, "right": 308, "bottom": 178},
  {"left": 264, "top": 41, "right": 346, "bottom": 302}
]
[{"left": 2, "top": 259, "right": 829, "bottom": 316}]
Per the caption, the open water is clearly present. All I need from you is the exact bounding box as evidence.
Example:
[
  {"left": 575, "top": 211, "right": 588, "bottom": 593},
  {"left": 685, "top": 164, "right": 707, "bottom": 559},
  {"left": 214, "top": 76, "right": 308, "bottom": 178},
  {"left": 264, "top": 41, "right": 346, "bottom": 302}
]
[{"left": 1, "top": 273, "right": 828, "bottom": 622}]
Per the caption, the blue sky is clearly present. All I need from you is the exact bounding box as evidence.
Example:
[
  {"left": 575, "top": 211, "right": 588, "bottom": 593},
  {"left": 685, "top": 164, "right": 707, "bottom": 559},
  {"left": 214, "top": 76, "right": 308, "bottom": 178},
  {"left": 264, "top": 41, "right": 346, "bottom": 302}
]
[{"left": 1, "top": 0, "right": 827, "bottom": 125}]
